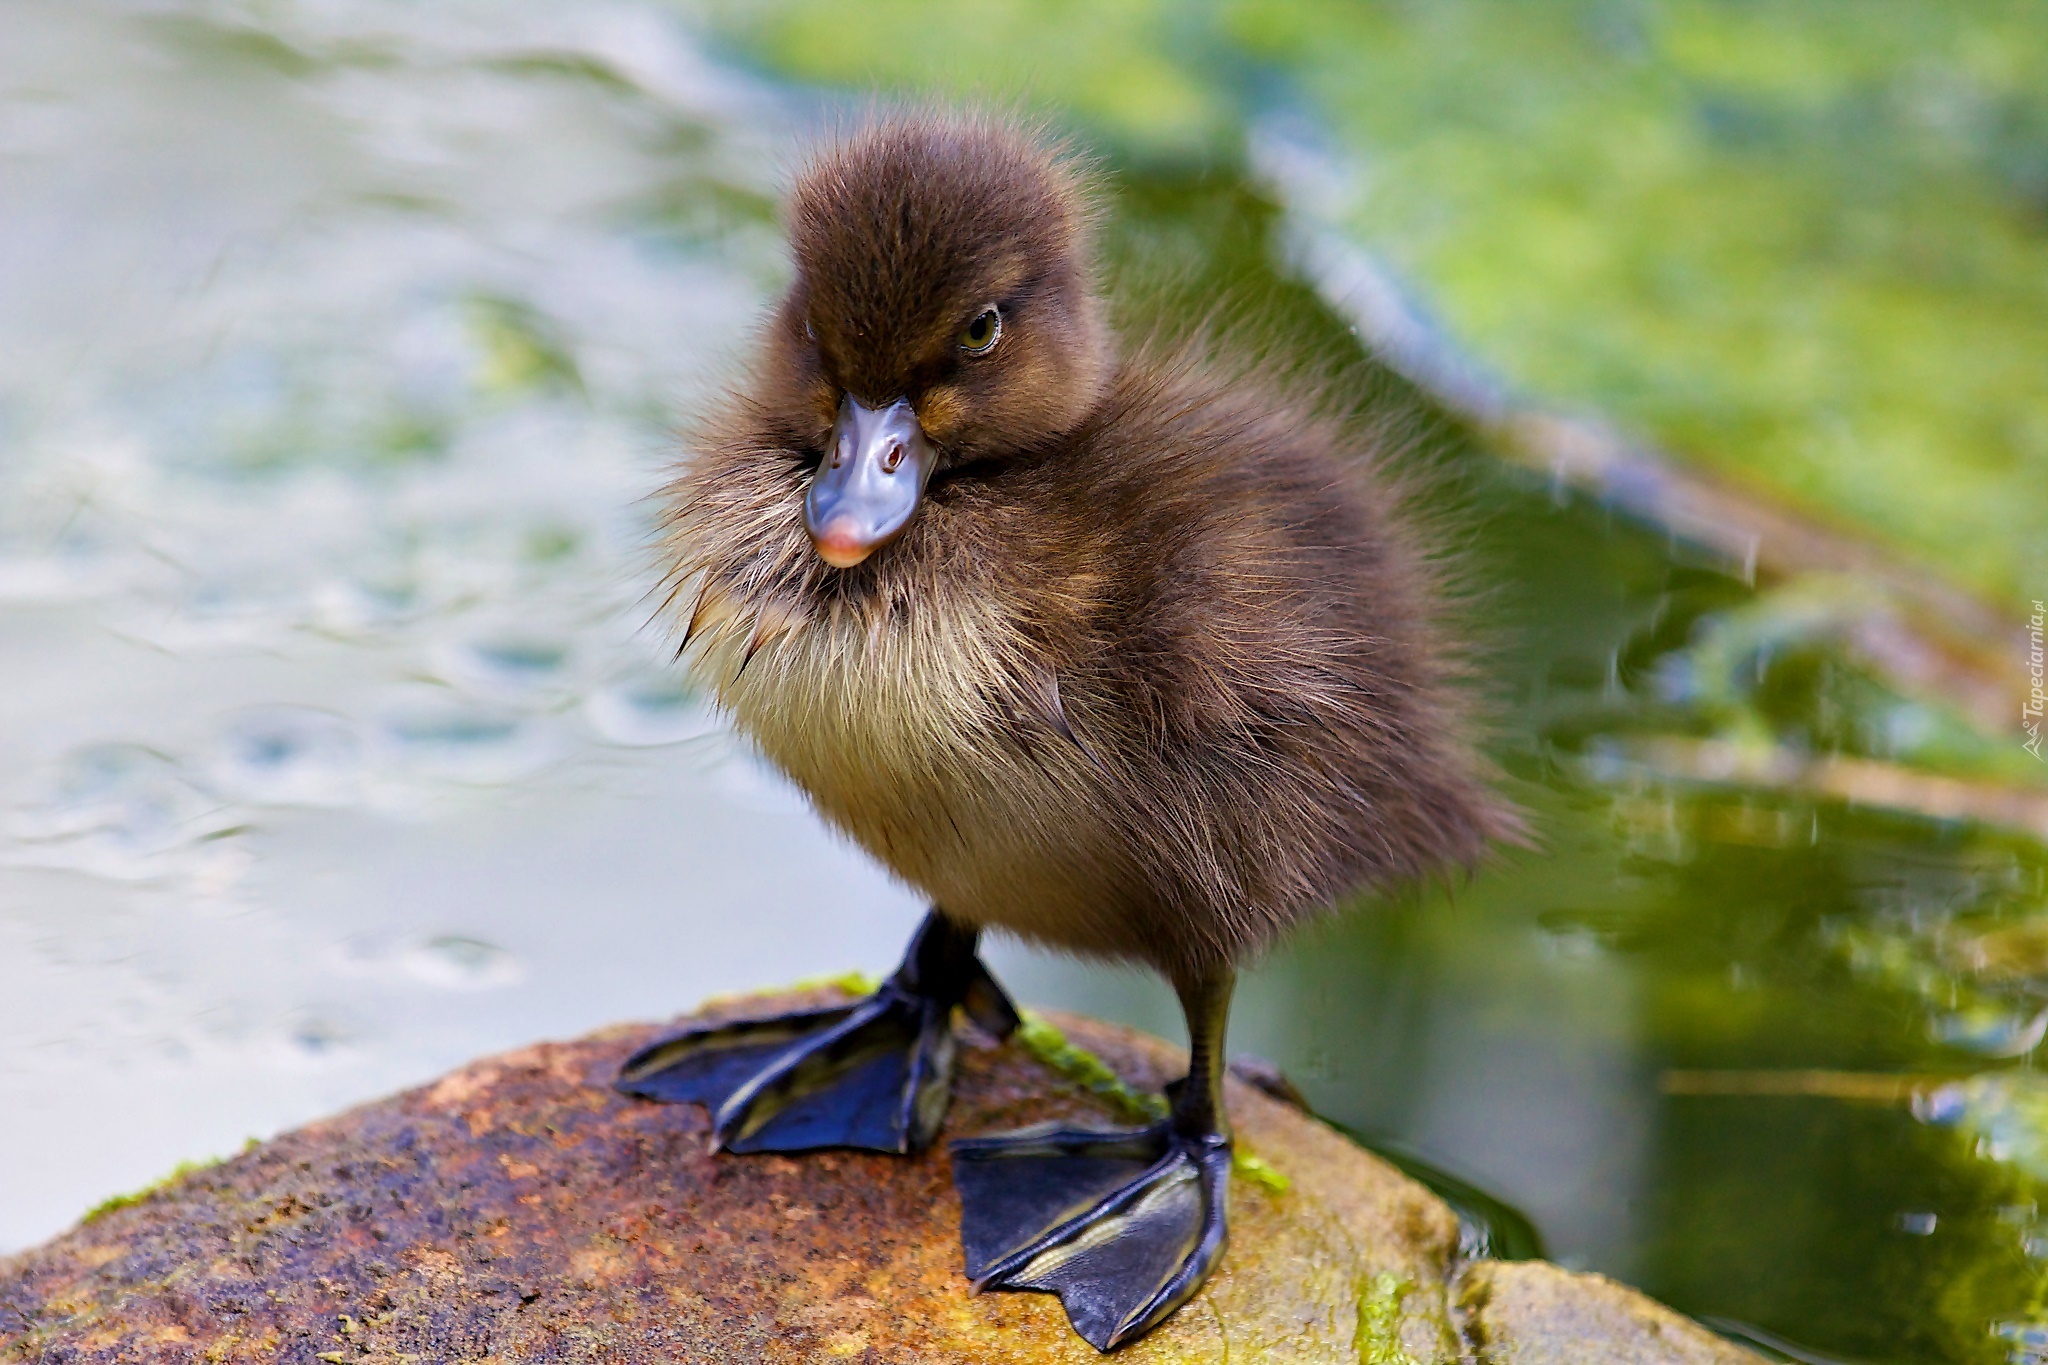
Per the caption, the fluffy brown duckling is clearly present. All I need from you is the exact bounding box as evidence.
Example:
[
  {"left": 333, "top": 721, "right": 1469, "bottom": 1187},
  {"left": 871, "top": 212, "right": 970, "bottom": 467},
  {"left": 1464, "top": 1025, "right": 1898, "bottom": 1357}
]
[{"left": 616, "top": 113, "right": 1519, "bottom": 1351}]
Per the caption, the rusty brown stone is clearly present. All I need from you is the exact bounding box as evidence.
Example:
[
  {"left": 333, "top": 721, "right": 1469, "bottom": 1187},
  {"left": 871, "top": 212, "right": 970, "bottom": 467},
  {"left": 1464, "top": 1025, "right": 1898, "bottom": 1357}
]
[
  {"left": 0, "top": 993, "right": 1760, "bottom": 1363},
  {"left": 1457, "top": 1261, "right": 1763, "bottom": 1365}
]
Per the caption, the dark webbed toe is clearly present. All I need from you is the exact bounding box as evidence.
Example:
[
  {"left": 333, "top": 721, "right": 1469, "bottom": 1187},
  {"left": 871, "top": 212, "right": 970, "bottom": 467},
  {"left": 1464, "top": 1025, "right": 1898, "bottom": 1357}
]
[
  {"left": 616, "top": 985, "right": 955, "bottom": 1152},
  {"left": 615, "top": 910, "right": 1015, "bottom": 1155},
  {"left": 950, "top": 1122, "right": 1230, "bottom": 1351},
  {"left": 614, "top": 1003, "right": 856, "bottom": 1109}
]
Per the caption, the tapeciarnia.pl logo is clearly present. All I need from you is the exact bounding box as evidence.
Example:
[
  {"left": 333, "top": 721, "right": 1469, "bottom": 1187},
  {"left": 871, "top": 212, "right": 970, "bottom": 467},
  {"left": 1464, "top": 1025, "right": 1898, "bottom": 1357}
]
[{"left": 2027, "top": 599, "right": 2045, "bottom": 760}]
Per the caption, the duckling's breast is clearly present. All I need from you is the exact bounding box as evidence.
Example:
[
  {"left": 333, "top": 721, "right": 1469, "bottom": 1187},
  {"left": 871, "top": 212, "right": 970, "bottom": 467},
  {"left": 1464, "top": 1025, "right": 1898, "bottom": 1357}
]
[{"left": 693, "top": 586, "right": 1138, "bottom": 952}]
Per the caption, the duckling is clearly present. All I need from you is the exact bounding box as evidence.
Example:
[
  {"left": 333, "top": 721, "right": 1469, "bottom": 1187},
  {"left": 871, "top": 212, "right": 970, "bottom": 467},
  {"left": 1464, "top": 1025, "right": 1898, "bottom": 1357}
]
[{"left": 615, "top": 113, "right": 1519, "bottom": 1351}]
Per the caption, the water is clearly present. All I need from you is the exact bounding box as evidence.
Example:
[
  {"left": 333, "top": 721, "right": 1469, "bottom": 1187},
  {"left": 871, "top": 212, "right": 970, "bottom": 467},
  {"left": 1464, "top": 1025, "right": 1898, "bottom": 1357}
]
[
  {"left": 0, "top": 0, "right": 905, "bottom": 1245},
  {"left": 3, "top": 5, "right": 2046, "bottom": 1363}
]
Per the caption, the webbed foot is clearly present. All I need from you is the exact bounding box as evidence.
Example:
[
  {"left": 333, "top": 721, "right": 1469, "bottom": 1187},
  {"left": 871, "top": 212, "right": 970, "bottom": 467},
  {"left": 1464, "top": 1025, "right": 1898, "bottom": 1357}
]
[
  {"left": 615, "top": 911, "right": 1016, "bottom": 1154},
  {"left": 950, "top": 1121, "right": 1230, "bottom": 1351}
]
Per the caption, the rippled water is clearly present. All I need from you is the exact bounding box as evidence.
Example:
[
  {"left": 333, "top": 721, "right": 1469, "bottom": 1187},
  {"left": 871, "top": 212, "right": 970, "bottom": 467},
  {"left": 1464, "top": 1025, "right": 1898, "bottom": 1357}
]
[
  {"left": 0, "top": 0, "right": 894, "bottom": 1248},
  {"left": 5, "top": 5, "right": 2048, "bottom": 1363}
]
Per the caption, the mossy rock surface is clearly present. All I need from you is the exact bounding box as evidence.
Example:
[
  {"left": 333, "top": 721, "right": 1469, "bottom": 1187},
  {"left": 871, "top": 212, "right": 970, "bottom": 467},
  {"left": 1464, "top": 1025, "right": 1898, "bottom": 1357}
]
[
  {"left": 0, "top": 992, "right": 1758, "bottom": 1362},
  {"left": 1460, "top": 1261, "right": 1763, "bottom": 1365}
]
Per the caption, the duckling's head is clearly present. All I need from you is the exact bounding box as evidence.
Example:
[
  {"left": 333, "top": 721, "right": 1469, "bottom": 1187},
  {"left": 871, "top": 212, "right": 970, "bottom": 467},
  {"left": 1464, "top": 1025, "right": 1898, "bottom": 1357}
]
[{"left": 758, "top": 115, "right": 1108, "bottom": 569}]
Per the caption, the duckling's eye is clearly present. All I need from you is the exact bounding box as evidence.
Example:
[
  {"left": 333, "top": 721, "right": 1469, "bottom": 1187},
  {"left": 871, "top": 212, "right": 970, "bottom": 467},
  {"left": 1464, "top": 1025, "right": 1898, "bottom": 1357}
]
[{"left": 959, "top": 307, "right": 1001, "bottom": 355}]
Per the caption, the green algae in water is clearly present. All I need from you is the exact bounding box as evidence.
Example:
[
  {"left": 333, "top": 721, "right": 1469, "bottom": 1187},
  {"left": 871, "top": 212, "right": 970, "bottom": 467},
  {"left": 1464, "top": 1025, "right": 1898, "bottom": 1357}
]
[
  {"left": 700, "top": 0, "right": 1230, "bottom": 157},
  {"left": 1282, "top": 0, "right": 2048, "bottom": 611},
  {"left": 465, "top": 295, "right": 586, "bottom": 400}
]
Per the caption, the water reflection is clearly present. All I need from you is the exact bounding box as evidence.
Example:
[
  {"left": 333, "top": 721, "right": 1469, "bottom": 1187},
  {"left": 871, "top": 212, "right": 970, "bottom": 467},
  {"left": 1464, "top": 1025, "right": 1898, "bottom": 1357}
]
[
  {"left": 0, "top": 0, "right": 917, "bottom": 1254},
  {"left": 583, "top": 666, "right": 723, "bottom": 748},
  {"left": 210, "top": 707, "right": 365, "bottom": 808},
  {"left": 10, "top": 745, "right": 239, "bottom": 877}
]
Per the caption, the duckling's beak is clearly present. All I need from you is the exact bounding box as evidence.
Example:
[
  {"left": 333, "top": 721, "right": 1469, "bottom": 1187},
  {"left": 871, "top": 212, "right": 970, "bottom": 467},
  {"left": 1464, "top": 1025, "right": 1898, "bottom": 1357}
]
[{"left": 805, "top": 396, "right": 935, "bottom": 569}]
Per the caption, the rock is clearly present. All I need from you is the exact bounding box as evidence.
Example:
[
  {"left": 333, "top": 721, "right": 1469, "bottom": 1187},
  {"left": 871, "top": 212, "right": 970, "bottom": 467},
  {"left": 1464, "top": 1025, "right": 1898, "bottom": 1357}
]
[
  {"left": 0, "top": 991, "right": 1760, "bottom": 1363},
  {"left": 1459, "top": 1261, "right": 1763, "bottom": 1364}
]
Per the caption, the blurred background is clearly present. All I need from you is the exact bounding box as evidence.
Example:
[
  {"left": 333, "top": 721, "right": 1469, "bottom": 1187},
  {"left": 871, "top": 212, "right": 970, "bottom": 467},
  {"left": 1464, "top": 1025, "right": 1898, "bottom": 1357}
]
[{"left": 2, "top": 2, "right": 2045, "bottom": 1361}]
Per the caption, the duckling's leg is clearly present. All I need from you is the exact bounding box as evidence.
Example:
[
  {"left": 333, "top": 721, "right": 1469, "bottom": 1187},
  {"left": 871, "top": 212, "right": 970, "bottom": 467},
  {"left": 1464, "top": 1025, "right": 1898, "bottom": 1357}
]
[
  {"left": 950, "top": 968, "right": 1234, "bottom": 1352},
  {"left": 614, "top": 910, "right": 1017, "bottom": 1154}
]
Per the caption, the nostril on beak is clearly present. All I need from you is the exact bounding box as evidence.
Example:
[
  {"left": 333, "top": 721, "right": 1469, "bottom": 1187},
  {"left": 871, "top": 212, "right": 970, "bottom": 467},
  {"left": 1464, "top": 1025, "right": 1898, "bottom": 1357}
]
[{"left": 881, "top": 441, "right": 903, "bottom": 474}]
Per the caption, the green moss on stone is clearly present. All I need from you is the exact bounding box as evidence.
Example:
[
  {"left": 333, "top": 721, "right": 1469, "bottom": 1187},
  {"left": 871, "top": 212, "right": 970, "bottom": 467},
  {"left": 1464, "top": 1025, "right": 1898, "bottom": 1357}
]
[
  {"left": 1014, "top": 1009, "right": 1290, "bottom": 1192},
  {"left": 803, "top": 968, "right": 883, "bottom": 998},
  {"left": 80, "top": 1143, "right": 250, "bottom": 1225},
  {"left": 1356, "top": 1271, "right": 1421, "bottom": 1365},
  {"left": 1014, "top": 1010, "right": 1170, "bottom": 1124}
]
